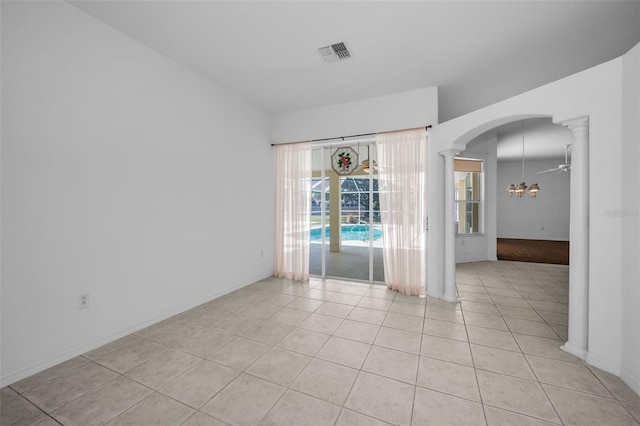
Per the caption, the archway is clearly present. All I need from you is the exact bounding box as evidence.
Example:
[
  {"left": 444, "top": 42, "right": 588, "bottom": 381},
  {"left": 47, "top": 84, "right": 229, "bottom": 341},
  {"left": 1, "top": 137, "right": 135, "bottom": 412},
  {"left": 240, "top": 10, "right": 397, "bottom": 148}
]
[{"left": 428, "top": 113, "right": 589, "bottom": 360}]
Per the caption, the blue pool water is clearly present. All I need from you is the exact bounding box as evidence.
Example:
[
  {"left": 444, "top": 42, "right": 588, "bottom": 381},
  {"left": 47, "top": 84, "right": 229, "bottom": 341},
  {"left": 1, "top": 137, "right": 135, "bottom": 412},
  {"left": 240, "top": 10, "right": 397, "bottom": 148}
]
[{"left": 310, "top": 225, "right": 382, "bottom": 242}]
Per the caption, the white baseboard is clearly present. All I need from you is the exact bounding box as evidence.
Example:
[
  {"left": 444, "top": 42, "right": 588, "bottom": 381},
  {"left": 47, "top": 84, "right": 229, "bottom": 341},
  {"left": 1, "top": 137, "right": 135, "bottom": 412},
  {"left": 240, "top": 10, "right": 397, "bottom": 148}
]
[
  {"left": 455, "top": 256, "right": 490, "bottom": 263},
  {"left": 585, "top": 351, "right": 621, "bottom": 376},
  {"left": 1, "top": 276, "right": 270, "bottom": 387},
  {"left": 561, "top": 343, "right": 587, "bottom": 360},
  {"left": 619, "top": 371, "right": 640, "bottom": 397}
]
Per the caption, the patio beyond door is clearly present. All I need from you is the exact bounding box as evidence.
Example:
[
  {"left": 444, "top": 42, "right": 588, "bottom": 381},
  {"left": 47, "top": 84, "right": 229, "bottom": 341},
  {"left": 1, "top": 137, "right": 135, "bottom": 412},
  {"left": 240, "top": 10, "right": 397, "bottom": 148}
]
[{"left": 309, "top": 143, "right": 384, "bottom": 283}]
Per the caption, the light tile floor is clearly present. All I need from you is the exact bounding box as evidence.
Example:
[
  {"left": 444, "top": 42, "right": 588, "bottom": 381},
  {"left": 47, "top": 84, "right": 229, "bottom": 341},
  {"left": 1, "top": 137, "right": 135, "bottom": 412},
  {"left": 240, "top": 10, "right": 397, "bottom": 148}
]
[{"left": 2, "top": 261, "right": 640, "bottom": 425}]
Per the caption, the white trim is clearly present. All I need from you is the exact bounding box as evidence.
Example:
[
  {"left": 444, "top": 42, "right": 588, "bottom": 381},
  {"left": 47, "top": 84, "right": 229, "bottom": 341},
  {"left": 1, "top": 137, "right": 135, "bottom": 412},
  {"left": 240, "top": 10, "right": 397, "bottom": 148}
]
[
  {"left": 320, "top": 148, "right": 327, "bottom": 277},
  {"left": 456, "top": 256, "right": 493, "bottom": 263},
  {"left": 561, "top": 343, "right": 587, "bottom": 360},
  {"left": 620, "top": 371, "right": 640, "bottom": 397},
  {"left": 586, "top": 351, "right": 621, "bottom": 376}
]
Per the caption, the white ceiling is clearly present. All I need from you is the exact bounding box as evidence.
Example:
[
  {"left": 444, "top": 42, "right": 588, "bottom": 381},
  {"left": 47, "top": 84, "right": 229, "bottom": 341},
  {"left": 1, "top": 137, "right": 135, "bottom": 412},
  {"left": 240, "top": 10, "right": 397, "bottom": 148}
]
[{"left": 69, "top": 1, "right": 640, "bottom": 122}]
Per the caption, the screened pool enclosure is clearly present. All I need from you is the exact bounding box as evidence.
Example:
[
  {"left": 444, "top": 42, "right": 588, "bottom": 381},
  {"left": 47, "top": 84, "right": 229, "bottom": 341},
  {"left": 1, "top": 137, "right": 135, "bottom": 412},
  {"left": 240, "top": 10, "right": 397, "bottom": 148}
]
[{"left": 309, "top": 143, "right": 384, "bottom": 283}]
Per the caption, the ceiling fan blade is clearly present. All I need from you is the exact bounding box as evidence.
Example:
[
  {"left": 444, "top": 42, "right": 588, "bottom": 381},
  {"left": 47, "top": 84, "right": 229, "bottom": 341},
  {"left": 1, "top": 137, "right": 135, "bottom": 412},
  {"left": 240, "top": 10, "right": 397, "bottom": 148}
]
[
  {"left": 537, "top": 145, "right": 571, "bottom": 175},
  {"left": 537, "top": 168, "right": 560, "bottom": 174}
]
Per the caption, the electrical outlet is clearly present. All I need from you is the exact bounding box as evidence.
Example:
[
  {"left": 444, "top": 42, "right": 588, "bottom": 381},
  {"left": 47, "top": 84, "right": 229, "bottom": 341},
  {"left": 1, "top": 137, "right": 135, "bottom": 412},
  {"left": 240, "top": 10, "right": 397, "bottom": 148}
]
[{"left": 78, "top": 294, "right": 90, "bottom": 309}]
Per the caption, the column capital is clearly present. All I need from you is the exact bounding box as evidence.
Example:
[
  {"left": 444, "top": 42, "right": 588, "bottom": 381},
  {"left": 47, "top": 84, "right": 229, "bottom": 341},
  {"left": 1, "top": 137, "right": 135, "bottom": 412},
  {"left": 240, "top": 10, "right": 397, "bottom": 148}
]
[
  {"left": 439, "top": 148, "right": 458, "bottom": 159},
  {"left": 560, "top": 115, "right": 589, "bottom": 132}
]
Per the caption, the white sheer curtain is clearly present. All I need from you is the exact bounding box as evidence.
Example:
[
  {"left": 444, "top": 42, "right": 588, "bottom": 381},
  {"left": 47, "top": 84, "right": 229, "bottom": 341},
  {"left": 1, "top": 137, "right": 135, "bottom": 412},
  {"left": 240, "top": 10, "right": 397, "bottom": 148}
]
[
  {"left": 376, "top": 128, "right": 428, "bottom": 295},
  {"left": 274, "top": 142, "right": 313, "bottom": 281}
]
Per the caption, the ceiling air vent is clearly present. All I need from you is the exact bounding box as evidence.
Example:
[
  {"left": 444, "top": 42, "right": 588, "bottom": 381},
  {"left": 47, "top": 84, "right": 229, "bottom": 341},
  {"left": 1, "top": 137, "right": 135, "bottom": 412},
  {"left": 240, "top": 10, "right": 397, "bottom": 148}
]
[{"left": 317, "top": 42, "right": 352, "bottom": 63}]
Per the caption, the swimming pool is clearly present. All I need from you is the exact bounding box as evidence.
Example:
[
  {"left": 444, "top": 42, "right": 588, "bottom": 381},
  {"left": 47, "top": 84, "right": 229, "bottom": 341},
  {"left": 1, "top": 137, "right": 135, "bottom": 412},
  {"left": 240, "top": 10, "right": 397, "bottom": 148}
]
[{"left": 310, "top": 225, "right": 382, "bottom": 242}]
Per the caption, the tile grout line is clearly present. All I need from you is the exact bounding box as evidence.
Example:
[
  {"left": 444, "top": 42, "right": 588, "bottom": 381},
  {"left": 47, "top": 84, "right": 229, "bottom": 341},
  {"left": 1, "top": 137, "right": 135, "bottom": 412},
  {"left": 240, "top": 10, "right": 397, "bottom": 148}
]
[
  {"left": 408, "top": 299, "right": 427, "bottom": 426},
  {"left": 469, "top": 261, "right": 568, "bottom": 424},
  {"left": 252, "top": 284, "right": 350, "bottom": 424},
  {"left": 333, "top": 287, "right": 393, "bottom": 424},
  {"left": 459, "top": 267, "right": 489, "bottom": 425},
  {"left": 254, "top": 281, "right": 395, "bottom": 426},
  {"left": 501, "top": 263, "right": 566, "bottom": 425}
]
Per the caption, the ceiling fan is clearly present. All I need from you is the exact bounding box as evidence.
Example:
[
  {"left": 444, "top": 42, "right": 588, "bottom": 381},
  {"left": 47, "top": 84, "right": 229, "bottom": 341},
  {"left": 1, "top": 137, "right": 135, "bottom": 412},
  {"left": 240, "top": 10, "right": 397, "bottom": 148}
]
[
  {"left": 537, "top": 144, "right": 571, "bottom": 175},
  {"left": 359, "top": 144, "right": 377, "bottom": 173}
]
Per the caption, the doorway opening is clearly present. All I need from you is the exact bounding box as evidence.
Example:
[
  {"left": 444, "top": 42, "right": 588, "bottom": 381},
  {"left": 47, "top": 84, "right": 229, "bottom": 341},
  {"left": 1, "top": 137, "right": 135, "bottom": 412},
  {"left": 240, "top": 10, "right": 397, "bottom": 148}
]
[
  {"left": 309, "top": 142, "right": 385, "bottom": 283},
  {"left": 445, "top": 114, "right": 585, "bottom": 358}
]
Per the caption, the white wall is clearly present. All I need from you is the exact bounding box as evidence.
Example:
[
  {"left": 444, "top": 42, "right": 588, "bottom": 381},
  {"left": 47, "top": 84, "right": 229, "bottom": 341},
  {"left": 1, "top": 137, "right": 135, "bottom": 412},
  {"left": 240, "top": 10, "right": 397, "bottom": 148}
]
[
  {"left": 455, "top": 235, "right": 490, "bottom": 263},
  {"left": 271, "top": 87, "right": 438, "bottom": 143},
  {"left": 428, "top": 43, "right": 640, "bottom": 394},
  {"left": 1, "top": 2, "right": 274, "bottom": 385},
  {"left": 497, "top": 158, "right": 570, "bottom": 241},
  {"left": 620, "top": 43, "right": 640, "bottom": 394}
]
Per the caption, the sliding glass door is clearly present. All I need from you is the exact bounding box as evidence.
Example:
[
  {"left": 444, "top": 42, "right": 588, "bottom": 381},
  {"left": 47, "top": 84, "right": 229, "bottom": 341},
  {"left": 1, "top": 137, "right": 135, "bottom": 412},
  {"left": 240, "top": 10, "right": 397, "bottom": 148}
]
[{"left": 309, "top": 143, "right": 384, "bottom": 283}]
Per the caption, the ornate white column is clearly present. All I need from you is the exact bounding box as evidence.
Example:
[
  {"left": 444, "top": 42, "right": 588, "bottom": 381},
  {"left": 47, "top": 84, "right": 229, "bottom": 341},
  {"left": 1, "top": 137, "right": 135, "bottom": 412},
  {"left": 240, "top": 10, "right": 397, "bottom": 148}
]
[
  {"left": 561, "top": 116, "right": 589, "bottom": 359},
  {"left": 440, "top": 149, "right": 459, "bottom": 302}
]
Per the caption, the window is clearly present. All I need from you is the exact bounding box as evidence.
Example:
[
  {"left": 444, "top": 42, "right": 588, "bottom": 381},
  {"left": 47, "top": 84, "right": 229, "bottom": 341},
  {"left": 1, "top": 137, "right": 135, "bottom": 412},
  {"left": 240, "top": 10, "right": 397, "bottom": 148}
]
[{"left": 454, "top": 158, "right": 483, "bottom": 234}]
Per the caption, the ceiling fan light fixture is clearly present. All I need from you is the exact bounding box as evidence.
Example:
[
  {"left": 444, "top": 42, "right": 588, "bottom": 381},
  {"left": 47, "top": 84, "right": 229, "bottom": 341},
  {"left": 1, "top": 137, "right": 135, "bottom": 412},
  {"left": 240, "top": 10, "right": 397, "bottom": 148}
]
[
  {"left": 360, "top": 145, "right": 377, "bottom": 173},
  {"left": 507, "top": 183, "right": 516, "bottom": 197},
  {"left": 515, "top": 182, "right": 527, "bottom": 197},
  {"left": 362, "top": 159, "right": 377, "bottom": 173}
]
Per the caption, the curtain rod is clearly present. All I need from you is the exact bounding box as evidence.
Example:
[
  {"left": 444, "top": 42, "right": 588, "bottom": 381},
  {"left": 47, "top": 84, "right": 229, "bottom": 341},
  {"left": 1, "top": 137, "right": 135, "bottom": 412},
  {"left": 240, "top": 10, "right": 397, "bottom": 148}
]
[{"left": 270, "top": 125, "right": 432, "bottom": 147}]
